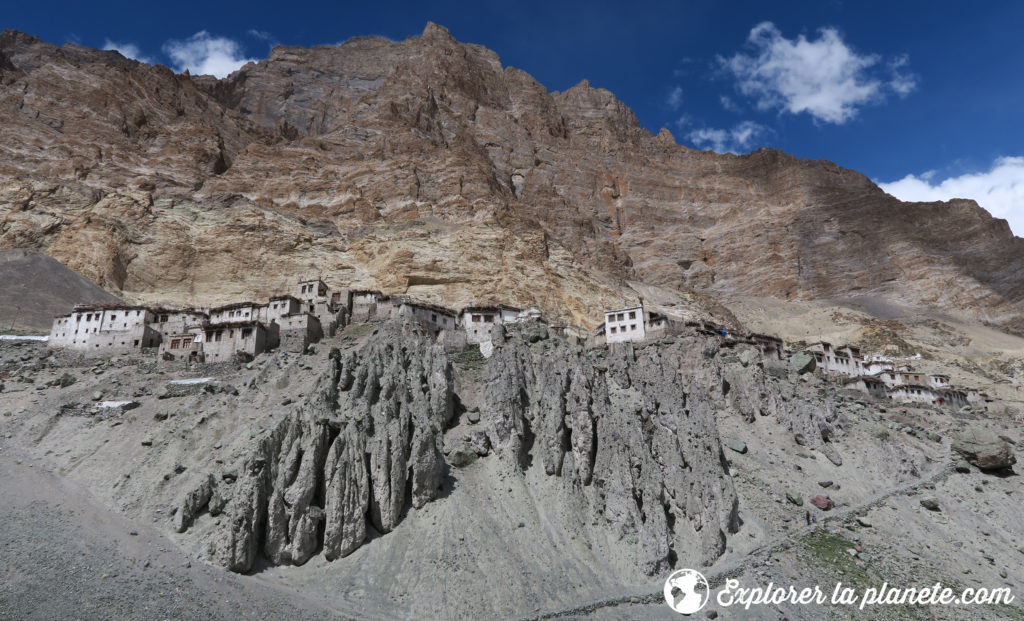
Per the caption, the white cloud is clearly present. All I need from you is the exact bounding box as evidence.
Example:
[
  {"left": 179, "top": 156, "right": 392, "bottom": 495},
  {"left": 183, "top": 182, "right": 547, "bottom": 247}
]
[
  {"left": 246, "top": 29, "right": 274, "bottom": 41},
  {"left": 666, "top": 86, "right": 684, "bottom": 110},
  {"left": 102, "top": 39, "right": 154, "bottom": 64},
  {"left": 687, "top": 120, "right": 767, "bottom": 154},
  {"left": 722, "top": 22, "right": 916, "bottom": 124},
  {"left": 162, "top": 31, "right": 255, "bottom": 78},
  {"left": 719, "top": 95, "right": 741, "bottom": 112},
  {"left": 878, "top": 156, "right": 1024, "bottom": 236}
]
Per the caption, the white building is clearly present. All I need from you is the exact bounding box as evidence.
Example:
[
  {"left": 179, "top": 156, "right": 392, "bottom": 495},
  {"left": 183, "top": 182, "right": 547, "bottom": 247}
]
[
  {"left": 459, "top": 304, "right": 520, "bottom": 344},
  {"left": 208, "top": 302, "right": 264, "bottom": 325},
  {"left": 265, "top": 295, "right": 302, "bottom": 324},
  {"left": 295, "top": 278, "right": 345, "bottom": 336},
  {"left": 603, "top": 305, "right": 645, "bottom": 344},
  {"left": 49, "top": 305, "right": 160, "bottom": 353},
  {"left": 803, "top": 342, "right": 864, "bottom": 377}
]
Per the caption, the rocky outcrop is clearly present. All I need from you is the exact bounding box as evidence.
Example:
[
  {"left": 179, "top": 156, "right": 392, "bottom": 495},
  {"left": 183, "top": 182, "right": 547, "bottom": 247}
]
[
  {"left": 177, "top": 318, "right": 453, "bottom": 572},
  {"left": 952, "top": 426, "right": 1017, "bottom": 471},
  {"left": 176, "top": 319, "right": 852, "bottom": 576},
  {"left": 481, "top": 323, "right": 846, "bottom": 573}
]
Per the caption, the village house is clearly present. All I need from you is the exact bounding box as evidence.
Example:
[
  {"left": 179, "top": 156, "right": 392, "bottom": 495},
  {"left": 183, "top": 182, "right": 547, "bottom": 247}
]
[
  {"left": 396, "top": 298, "right": 458, "bottom": 336},
  {"left": 803, "top": 342, "right": 864, "bottom": 377},
  {"left": 48, "top": 305, "right": 161, "bottom": 353},
  {"left": 888, "top": 384, "right": 943, "bottom": 406},
  {"left": 749, "top": 333, "right": 785, "bottom": 360},
  {"left": 843, "top": 375, "right": 888, "bottom": 400},
  {"left": 158, "top": 330, "right": 203, "bottom": 363},
  {"left": 601, "top": 305, "right": 646, "bottom": 344},
  {"left": 200, "top": 321, "right": 267, "bottom": 362},
  {"left": 275, "top": 312, "right": 323, "bottom": 353},
  {"left": 264, "top": 295, "right": 302, "bottom": 324},
  {"left": 348, "top": 290, "right": 394, "bottom": 323},
  {"left": 207, "top": 302, "right": 264, "bottom": 325},
  {"left": 295, "top": 278, "right": 346, "bottom": 336},
  {"left": 459, "top": 304, "right": 521, "bottom": 344},
  {"left": 150, "top": 309, "right": 208, "bottom": 338}
]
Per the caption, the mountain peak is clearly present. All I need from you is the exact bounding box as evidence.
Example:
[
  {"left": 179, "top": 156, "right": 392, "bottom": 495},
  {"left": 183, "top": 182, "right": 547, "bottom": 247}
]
[{"left": 421, "top": 21, "right": 454, "bottom": 42}]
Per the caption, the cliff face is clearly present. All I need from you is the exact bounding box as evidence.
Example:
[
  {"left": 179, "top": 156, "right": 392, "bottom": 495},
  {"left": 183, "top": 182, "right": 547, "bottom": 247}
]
[
  {"left": 1, "top": 24, "right": 1022, "bottom": 328},
  {"left": 179, "top": 318, "right": 853, "bottom": 577}
]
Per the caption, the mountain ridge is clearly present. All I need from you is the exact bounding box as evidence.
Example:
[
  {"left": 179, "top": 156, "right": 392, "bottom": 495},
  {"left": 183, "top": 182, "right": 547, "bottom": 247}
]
[{"left": 0, "top": 23, "right": 1021, "bottom": 333}]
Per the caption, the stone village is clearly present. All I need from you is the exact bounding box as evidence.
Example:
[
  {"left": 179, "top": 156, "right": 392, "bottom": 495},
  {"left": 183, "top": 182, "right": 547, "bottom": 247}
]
[{"left": 47, "top": 278, "right": 989, "bottom": 410}]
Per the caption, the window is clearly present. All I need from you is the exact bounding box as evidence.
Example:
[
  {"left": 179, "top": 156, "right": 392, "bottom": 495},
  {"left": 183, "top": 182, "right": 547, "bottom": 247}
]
[
  {"left": 431, "top": 314, "right": 437, "bottom": 322},
  {"left": 215, "top": 330, "right": 223, "bottom": 342},
  {"left": 473, "top": 314, "right": 481, "bottom": 323},
  {"left": 241, "top": 328, "right": 252, "bottom": 338},
  {"left": 630, "top": 324, "right": 637, "bottom": 331},
  {"left": 110, "top": 314, "right": 117, "bottom": 320},
  {"left": 610, "top": 327, "right": 617, "bottom": 334},
  {"left": 134, "top": 340, "right": 139, "bottom": 347},
  {"left": 617, "top": 313, "right": 624, "bottom": 321},
  {"left": 160, "top": 314, "right": 168, "bottom": 322},
  {"left": 628, "top": 311, "right": 636, "bottom": 320},
  {"left": 171, "top": 339, "right": 180, "bottom": 349}
]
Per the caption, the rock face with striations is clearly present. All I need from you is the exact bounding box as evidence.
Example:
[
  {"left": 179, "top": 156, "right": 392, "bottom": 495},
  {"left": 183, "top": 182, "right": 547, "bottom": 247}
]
[
  {"left": 176, "top": 319, "right": 857, "bottom": 576},
  {"left": 177, "top": 318, "right": 453, "bottom": 571},
  {"left": 481, "top": 323, "right": 848, "bottom": 572},
  {"left": 1, "top": 25, "right": 1023, "bottom": 330}
]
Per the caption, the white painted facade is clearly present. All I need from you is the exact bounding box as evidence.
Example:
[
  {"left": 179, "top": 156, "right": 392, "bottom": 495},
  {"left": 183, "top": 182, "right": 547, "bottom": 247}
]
[
  {"left": 460, "top": 305, "right": 520, "bottom": 344},
  {"left": 49, "top": 306, "right": 159, "bottom": 353},
  {"left": 208, "top": 303, "right": 263, "bottom": 325},
  {"left": 604, "top": 306, "right": 645, "bottom": 344}
]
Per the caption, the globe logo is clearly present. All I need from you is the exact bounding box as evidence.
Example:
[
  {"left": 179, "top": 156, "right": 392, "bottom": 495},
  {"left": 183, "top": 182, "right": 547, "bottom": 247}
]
[{"left": 663, "top": 568, "right": 710, "bottom": 615}]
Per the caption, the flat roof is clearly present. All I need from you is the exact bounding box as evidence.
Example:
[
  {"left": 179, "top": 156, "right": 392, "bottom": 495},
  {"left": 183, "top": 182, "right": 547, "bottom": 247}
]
[
  {"left": 460, "top": 304, "right": 521, "bottom": 314},
  {"left": 202, "top": 320, "right": 265, "bottom": 330},
  {"left": 604, "top": 305, "right": 643, "bottom": 314},
  {"left": 209, "top": 301, "right": 265, "bottom": 312}
]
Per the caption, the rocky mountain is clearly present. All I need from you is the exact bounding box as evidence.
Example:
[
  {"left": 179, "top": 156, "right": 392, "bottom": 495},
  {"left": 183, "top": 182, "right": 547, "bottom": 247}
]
[
  {"left": 0, "top": 248, "right": 121, "bottom": 331},
  {"left": 1, "top": 24, "right": 1022, "bottom": 331}
]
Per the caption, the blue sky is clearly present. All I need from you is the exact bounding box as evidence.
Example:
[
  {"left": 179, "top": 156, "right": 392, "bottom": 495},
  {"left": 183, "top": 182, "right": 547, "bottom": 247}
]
[{"left": 7, "top": 1, "right": 1024, "bottom": 234}]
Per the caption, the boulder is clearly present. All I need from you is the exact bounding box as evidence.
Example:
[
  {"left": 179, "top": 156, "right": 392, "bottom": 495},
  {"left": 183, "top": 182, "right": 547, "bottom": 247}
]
[
  {"left": 920, "top": 498, "right": 940, "bottom": 511},
  {"left": 469, "top": 430, "right": 490, "bottom": 456},
  {"left": 725, "top": 439, "right": 747, "bottom": 454},
  {"left": 789, "top": 353, "right": 816, "bottom": 375},
  {"left": 785, "top": 490, "right": 803, "bottom": 506},
  {"left": 810, "top": 494, "right": 834, "bottom": 511},
  {"left": 448, "top": 444, "right": 478, "bottom": 468},
  {"left": 951, "top": 426, "right": 1016, "bottom": 471}
]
